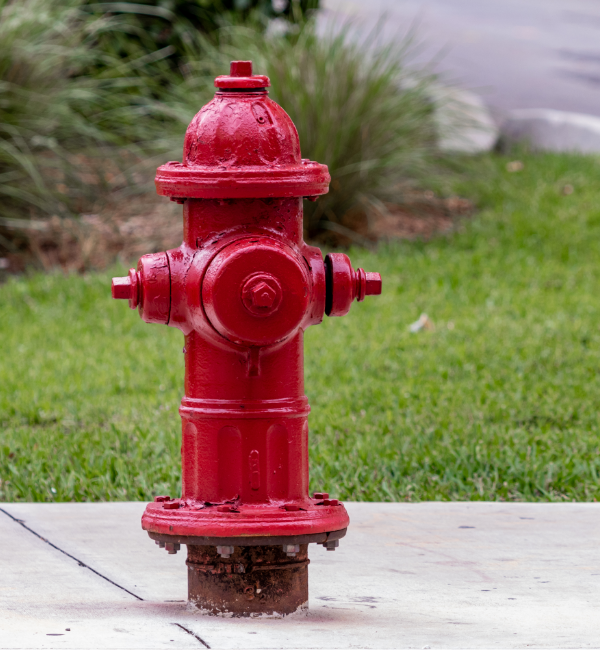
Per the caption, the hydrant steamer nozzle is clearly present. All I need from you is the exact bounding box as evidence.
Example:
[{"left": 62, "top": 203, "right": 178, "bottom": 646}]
[{"left": 112, "top": 60, "right": 382, "bottom": 617}]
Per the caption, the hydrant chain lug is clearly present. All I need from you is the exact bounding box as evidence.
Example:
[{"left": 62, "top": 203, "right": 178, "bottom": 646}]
[{"left": 111, "top": 60, "right": 382, "bottom": 617}]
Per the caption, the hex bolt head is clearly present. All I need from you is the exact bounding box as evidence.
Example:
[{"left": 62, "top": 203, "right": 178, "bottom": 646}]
[
  {"left": 216, "top": 545, "right": 235, "bottom": 559},
  {"left": 283, "top": 544, "right": 300, "bottom": 557},
  {"left": 112, "top": 276, "right": 132, "bottom": 300},
  {"left": 365, "top": 272, "right": 382, "bottom": 296},
  {"left": 250, "top": 282, "right": 277, "bottom": 308},
  {"left": 164, "top": 542, "right": 180, "bottom": 554},
  {"left": 324, "top": 540, "right": 339, "bottom": 551},
  {"left": 111, "top": 268, "right": 139, "bottom": 309},
  {"left": 313, "top": 492, "right": 329, "bottom": 500},
  {"left": 241, "top": 274, "right": 282, "bottom": 316},
  {"left": 230, "top": 60, "right": 252, "bottom": 77}
]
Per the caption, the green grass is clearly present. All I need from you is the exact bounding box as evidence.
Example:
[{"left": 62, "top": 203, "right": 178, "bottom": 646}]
[{"left": 2, "top": 151, "right": 600, "bottom": 503}]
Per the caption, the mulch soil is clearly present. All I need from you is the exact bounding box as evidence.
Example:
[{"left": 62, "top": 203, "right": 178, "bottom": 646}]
[{"left": 0, "top": 192, "right": 473, "bottom": 274}]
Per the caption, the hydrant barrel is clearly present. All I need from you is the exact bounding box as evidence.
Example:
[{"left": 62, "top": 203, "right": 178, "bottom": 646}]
[{"left": 111, "top": 60, "right": 382, "bottom": 617}]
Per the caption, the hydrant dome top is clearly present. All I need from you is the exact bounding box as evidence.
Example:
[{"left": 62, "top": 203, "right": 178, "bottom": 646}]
[
  {"left": 155, "top": 60, "right": 330, "bottom": 199},
  {"left": 213, "top": 60, "right": 270, "bottom": 89}
]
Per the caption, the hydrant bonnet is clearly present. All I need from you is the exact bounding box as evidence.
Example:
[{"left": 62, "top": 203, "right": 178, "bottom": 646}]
[{"left": 155, "top": 61, "right": 330, "bottom": 199}]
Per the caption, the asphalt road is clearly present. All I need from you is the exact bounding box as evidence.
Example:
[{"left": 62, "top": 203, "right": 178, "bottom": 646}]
[{"left": 321, "top": 0, "right": 600, "bottom": 117}]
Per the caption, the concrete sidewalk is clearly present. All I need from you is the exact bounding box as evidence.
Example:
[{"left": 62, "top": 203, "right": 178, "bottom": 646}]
[{"left": 1, "top": 501, "right": 599, "bottom": 649}]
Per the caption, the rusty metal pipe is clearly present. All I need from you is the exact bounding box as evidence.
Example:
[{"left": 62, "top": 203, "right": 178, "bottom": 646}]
[{"left": 187, "top": 544, "right": 309, "bottom": 617}]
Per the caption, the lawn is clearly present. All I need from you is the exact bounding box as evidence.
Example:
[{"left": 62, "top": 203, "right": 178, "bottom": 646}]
[{"left": 2, "top": 151, "right": 600, "bottom": 503}]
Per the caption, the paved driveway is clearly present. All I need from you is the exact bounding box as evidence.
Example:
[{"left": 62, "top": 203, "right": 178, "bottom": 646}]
[{"left": 322, "top": 0, "right": 600, "bottom": 117}]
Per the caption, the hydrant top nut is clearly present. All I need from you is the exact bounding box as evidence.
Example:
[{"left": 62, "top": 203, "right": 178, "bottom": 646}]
[
  {"left": 214, "top": 60, "right": 270, "bottom": 90},
  {"left": 241, "top": 274, "right": 282, "bottom": 316}
]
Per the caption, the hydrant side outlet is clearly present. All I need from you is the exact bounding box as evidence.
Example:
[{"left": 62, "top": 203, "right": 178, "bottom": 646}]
[{"left": 111, "top": 61, "right": 382, "bottom": 617}]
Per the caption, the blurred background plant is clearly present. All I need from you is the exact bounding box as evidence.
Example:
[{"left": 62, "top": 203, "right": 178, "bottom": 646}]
[
  {"left": 0, "top": 0, "right": 179, "bottom": 262},
  {"left": 0, "top": 0, "right": 468, "bottom": 271},
  {"left": 225, "top": 24, "right": 445, "bottom": 244},
  {"left": 81, "top": 0, "right": 319, "bottom": 73}
]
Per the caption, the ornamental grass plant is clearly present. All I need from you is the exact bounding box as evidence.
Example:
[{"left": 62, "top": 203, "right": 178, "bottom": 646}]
[
  {"left": 0, "top": 0, "right": 173, "bottom": 219},
  {"left": 0, "top": 0, "right": 190, "bottom": 263},
  {"left": 0, "top": 0, "right": 93, "bottom": 223},
  {"left": 175, "top": 21, "right": 442, "bottom": 243},
  {"left": 0, "top": 1, "right": 451, "bottom": 265}
]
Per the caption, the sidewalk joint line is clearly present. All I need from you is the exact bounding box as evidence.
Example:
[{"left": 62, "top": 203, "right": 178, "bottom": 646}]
[
  {"left": 173, "top": 623, "right": 211, "bottom": 648},
  {"left": 0, "top": 506, "right": 143, "bottom": 601}
]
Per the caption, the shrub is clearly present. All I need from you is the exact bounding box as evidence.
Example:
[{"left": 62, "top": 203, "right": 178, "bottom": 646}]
[
  {"left": 0, "top": 3, "right": 447, "bottom": 263},
  {"left": 177, "top": 21, "right": 441, "bottom": 242},
  {"left": 0, "top": 0, "right": 91, "bottom": 224},
  {"left": 81, "top": 0, "right": 320, "bottom": 73},
  {"left": 0, "top": 0, "right": 179, "bottom": 236}
]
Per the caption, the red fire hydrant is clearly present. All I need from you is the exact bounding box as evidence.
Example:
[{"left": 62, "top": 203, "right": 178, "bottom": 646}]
[{"left": 112, "top": 61, "right": 381, "bottom": 617}]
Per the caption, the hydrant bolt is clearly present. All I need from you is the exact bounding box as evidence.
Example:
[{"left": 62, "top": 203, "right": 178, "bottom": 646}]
[
  {"left": 251, "top": 282, "right": 275, "bottom": 307},
  {"left": 113, "top": 60, "right": 383, "bottom": 617},
  {"left": 356, "top": 268, "right": 383, "bottom": 303},
  {"left": 111, "top": 276, "right": 131, "bottom": 300},
  {"left": 283, "top": 544, "right": 300, "bottom": 557},
  {"left": 241, "top": 273, "right": 282, "bottom": 316},
  {"left": 216, "top": 545, "right": 235, "bottom": 559},
  {"left": 165, "top": 542, "right": 180, "bottom": 554}
]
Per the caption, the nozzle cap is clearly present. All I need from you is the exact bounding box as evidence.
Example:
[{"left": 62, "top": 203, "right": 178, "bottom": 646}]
[
  {"left": 111, "top": 268, "right": 139, "bottom": 309},
  {"left": 214, "top": 60, "right": 270, "bottom": 89}
]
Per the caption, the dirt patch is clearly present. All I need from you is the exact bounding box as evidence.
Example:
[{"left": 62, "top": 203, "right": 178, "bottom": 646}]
[
  {"left": 371, "top": 194, "right": 473, "bottom": 241},
  {"left": 314, "top": 191, "right": 474, "bottom": 248},
  {"left": 0, "top": 191, "right": 473, "bottom": 274},
  {"left": 1, "top": 193, "right": 182, "bottom": 274}
]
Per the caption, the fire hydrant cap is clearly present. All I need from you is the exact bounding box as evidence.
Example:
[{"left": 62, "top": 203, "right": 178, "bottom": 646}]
[
  {"left": 155, "top": 61, "right": 330, "bottom": 199},
  {"left": 214, "top": 60, "right": 270, "bottom": 89},
  {"left": 202, "top": 236, "right": 310, "bottom": 346}
]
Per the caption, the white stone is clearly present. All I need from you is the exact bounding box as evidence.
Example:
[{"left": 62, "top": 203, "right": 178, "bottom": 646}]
[
  {"left": 503, "top": 109, "right": 600, "bottom": 153},
  {"left": 432, "top": 86, "right": 499, "bottom": 153},
  {"left": 1, "top": 501, "right": 600, "bottom": 648}
]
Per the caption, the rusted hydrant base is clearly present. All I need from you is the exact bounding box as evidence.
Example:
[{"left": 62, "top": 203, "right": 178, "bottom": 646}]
[{"left": 187, "top": 544, "right": 309, "bottom": 617}]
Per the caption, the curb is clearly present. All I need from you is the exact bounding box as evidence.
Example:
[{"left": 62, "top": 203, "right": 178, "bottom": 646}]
[{"left": 502, "top": 109, "right": 600, "bottom": 153}]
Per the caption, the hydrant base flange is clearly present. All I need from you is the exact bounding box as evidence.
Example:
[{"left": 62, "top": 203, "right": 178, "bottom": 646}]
[
  {"left": 141, "top": 500, "right": 350, "bottom": 538},
  {"left": 147, "top": 527, "right": 347, "bottom": 547}
]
